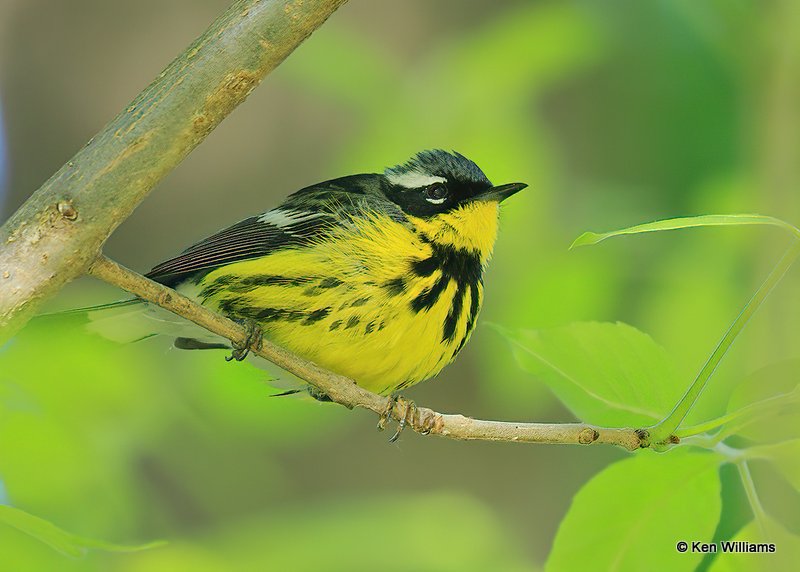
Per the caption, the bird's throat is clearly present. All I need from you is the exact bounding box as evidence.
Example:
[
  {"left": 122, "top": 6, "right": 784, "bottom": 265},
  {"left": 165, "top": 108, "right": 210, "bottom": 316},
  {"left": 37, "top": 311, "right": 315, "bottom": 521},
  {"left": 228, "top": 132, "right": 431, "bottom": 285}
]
[{"left": 408, "top": 201, "right": 500, "bottom": 263}]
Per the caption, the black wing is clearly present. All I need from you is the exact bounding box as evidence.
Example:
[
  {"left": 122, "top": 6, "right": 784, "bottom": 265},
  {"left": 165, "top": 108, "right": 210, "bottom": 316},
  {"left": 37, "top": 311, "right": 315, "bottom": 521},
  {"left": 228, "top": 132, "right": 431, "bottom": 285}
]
[
  {"left": 145, "top": 174, "right": 390, "bottom": 287},
  {"left": 144, "top": 211, "right": 333, "bottom": 286}
]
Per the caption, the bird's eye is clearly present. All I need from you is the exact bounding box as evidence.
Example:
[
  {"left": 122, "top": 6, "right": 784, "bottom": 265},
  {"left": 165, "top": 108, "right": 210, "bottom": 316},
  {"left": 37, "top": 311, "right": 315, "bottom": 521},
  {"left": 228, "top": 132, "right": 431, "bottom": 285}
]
[{"left": 423, "top": 183, "right": 448, "bottom": 205}]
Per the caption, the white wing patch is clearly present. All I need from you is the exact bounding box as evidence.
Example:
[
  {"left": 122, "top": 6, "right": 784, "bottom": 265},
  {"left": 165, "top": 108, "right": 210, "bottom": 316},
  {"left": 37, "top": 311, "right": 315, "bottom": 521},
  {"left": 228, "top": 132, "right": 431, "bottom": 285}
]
[
  {"left": 257, "top": 208, "right": 321, "bottom": 227},
  {"left": 385, "top": 171, "right": 447, "bottom": 189}
]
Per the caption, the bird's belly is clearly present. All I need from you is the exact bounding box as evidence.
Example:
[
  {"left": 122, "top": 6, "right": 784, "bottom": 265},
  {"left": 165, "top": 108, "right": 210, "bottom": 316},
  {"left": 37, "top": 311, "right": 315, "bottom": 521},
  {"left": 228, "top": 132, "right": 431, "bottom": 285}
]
[
  {"left": 274, "top": 290, "right": 470, "bottom": 393},
  {"left": 257, "top": 278, "right": 479, "bottom": 394},
  {"left": 194, "top": 251, "right": 483, "bottom": 394}
]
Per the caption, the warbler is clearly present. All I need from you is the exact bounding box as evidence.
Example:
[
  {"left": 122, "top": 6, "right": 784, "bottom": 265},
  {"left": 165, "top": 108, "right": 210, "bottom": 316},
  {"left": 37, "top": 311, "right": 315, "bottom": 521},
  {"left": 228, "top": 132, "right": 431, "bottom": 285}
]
[{"left": 89, "top": 150, "right": 525, "bottom": 396}]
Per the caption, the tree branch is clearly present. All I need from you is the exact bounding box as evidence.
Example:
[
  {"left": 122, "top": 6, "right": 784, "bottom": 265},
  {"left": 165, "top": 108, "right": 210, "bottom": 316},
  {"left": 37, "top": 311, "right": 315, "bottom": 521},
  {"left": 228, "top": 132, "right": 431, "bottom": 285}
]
[
  {"left": 88, "top": 255, "right": 645, "bottom": 451},
  {"left": 0, "top": 0, "right": 347, "bottom": 342}
]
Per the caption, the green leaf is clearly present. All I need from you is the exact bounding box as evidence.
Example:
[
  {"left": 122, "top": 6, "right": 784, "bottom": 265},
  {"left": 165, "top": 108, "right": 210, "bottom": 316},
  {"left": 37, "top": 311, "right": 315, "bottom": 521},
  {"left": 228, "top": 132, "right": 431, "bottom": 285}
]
[
  {"left": 571, "top": 214, "right": 800, "bottom": 249},
  {"left": 707, "top": 517, "right": 800, "bottom": 572},
  {"left": 0, "top": 505, "right": 164, "bottom": 558},
  {"left": 497, "top": 322, "right": 684, "bottom": 427},
  {"left": 546, "top": 450, "right": 723, "bottom": 572}
]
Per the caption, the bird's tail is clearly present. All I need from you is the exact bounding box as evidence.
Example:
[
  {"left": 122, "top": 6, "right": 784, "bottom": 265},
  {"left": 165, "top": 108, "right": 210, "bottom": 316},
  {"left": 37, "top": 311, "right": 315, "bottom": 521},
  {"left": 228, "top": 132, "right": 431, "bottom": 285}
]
[
  {"left": 37, "top": 298, "right": 213, "bottom": 344},
  {"left": 37, "top": 298, "right": 307, "bottom": 394}
]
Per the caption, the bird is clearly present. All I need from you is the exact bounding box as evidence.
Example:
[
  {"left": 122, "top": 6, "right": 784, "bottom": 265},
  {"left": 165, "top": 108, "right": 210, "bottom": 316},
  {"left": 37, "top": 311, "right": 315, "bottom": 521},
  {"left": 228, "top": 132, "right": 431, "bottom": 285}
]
[{"left": 87, "top": 150, "right": 526, "bottom": 398}]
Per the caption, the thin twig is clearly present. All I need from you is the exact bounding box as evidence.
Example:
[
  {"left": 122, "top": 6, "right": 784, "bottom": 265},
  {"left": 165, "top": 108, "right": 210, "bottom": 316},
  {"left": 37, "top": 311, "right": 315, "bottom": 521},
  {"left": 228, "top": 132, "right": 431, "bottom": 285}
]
[
  {"left": 88, "top": 255, "right": 645, "bottom": 450},
  {"left": 676, "top": 385, "right": 800, "bottom": 441}
]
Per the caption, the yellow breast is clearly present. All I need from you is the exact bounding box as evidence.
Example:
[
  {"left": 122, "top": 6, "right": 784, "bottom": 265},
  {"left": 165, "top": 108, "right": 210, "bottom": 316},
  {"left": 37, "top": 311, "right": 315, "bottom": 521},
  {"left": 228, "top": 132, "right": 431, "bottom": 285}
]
[{"left": 195, "top": 202, "right": 500, "bottom": 394}]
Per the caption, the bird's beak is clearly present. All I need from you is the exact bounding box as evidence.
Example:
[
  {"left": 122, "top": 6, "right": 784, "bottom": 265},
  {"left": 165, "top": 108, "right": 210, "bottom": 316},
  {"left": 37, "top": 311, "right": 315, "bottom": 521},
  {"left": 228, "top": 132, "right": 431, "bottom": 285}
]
[{"left": 474, "top": 182, "right": 528, "bottom": 203}]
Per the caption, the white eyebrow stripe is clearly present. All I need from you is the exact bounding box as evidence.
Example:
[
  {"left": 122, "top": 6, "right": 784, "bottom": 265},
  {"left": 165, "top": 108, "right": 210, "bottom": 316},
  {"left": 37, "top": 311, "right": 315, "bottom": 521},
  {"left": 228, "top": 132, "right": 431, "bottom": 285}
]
[{"left": 386, "top": 171, "right": 447, "bottom": 189}]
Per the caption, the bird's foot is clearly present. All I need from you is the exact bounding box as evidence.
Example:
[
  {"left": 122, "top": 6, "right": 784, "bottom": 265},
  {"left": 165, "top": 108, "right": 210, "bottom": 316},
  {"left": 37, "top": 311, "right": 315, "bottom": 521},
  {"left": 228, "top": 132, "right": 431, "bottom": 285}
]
[
  {"left": 307, "top": 385, "right": 333, "bottom": 403},
  {"left": 377, "top": 395, "right": 419, "bottom": 443},
  {"left": 376, "top": 394, "right": 398, "bottom": 432},
  {"left": 225, "top": 319, "right": 262, "bottom": 362}
]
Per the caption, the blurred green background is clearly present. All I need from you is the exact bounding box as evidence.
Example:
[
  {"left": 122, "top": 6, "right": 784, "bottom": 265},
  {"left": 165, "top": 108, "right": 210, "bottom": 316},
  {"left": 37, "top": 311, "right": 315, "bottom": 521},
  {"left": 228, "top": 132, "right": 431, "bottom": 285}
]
[{"left": 1, "top": 0, "right": 799, "bottom": 570}]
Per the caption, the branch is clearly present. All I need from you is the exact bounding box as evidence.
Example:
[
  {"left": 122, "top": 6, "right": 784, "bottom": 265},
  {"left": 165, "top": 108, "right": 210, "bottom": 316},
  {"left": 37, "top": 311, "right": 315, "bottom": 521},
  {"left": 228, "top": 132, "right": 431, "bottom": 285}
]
[
  {"left": 0, "top": 0, "right": 348, "bottom": 342},
  {"left": 88, "top": 255, "right": 645, "bottom": 451}
]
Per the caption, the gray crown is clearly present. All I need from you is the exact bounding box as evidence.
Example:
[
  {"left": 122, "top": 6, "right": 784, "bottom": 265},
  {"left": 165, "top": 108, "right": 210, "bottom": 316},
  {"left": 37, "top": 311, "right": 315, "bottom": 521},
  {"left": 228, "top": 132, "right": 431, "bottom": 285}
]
[{"left": 385, "top": 149, "right": 492, "bottom": 186}]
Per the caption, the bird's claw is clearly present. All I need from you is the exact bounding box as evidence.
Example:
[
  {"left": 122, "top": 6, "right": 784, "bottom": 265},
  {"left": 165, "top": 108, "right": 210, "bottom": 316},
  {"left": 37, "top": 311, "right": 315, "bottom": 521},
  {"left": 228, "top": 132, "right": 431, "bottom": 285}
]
[
  {"left": 225, "top": 319, "right": 262, "bottom": 362},
  {"left": 377, "top": 394, "right": 398, "bottom": 432},
  {"left": 307, "top": 385, "right": 333, "bottom": 403},
  {"left": 391, "top": 398, "right": 418, "bottom": 442},
  {"left": 418, "top": 413, "right": 436, "bottom": 436},
  {"left": 376, "top": 395, "right": 419, "bottom": 443}
]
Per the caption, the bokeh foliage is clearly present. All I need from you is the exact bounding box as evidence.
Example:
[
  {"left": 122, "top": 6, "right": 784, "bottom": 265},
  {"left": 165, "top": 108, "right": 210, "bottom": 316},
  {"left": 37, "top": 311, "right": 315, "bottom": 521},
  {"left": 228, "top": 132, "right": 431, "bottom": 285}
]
[{"left": 1, "top": 0, "right": 799, "bottom": 570}]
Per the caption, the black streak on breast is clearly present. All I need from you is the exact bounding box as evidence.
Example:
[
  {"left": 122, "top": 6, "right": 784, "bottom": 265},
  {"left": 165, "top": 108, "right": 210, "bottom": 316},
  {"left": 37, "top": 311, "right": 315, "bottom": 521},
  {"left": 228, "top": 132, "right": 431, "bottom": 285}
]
[
  {"left": 408, "top": 236, "right": 483, "bottom": 343},
  {"left": 383, "top": 277, "right": 405, "bottom": 296}
]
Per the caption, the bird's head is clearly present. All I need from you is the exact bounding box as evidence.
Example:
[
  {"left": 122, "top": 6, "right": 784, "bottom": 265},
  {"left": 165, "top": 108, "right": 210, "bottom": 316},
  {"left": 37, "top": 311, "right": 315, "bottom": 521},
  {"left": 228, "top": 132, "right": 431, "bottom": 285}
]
[{"left": 382, "top": 149, "right": 526, "bottom": 257}]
